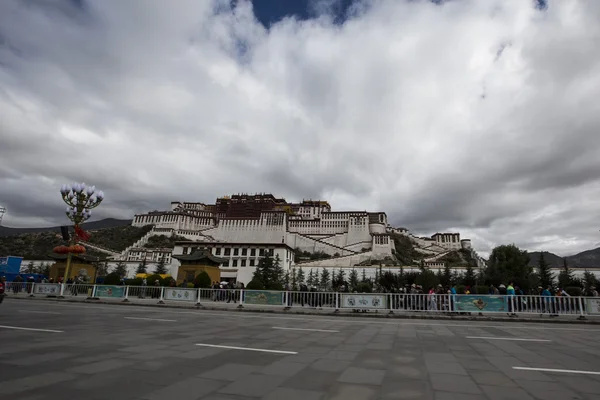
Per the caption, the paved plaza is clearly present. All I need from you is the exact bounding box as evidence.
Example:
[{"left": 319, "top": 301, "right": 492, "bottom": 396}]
[{"left": 1, "top": 298, "right": 600, "bottom": 399}]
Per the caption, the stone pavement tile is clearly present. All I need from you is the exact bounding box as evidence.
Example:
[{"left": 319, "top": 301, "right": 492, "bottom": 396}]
[
  {"left": 460, "top": 359, "right": 498, "bottom": 372},
  {"left": 337, "top": 367, "right": 386, "bottom": 385},
  {"left": 311, "top": 359, "right": 351, "bottom": 372},
  {"left": 553, "top": 375, "right": 600, "bottom": 394},
  {"left": 429, "top": 374, "right": 482, "bottom": 395},
  {"left": 366, "top": 342, "right": 393, "bottom": 350},
  {"left": 379, "top": 379, "right": 433, "bottom": 399},
  {"left": 423, "top": 352, "right": 458, "bottom": 363},
  {"left": 479, "top": 385, "right": 535, "bottom": 400},
  {"left": 325, "top": 383, "right": 379, "bottom": 400},
  {"left": 515, "top": 380, "right": 583, "bottom": 399},
  {"left": 130, "top": 360, "right": 168, "bottom": 371},
  {"left": 66, "top": 358, "right": 134, "bottom": 374},
  {"left": 388, "top": 365, "right": 428, "bottom": 380},
  {"left": 141, "top": 377, "right": 227, "bottom": 400},
  {"left": 434, "top": 391, "right": 488, "bottom": 400},
  {"left": 71, "top": 352, "right": 121, "bottom": 364},
  {"left": 470, "top": 371, "right": 518, "bottom": 387},
  {"left": 262, "top": 387, "right": 325, "bottom": 400},
  {"left": 199, "top": 364, "right": 258, "bottom": 381},
  {"left": 261, "top": 360, "right": 307, "bottom": 377},
  {"left": 118, "top": 343, "right": 171, "bottom": 352},
  {"left": 424, "top": 360, "right": 468, "bottom": 375},
  {"left": 280, "top": 353, "right": 321, "bottom": 364},
  {"left": 174, "top": 348, "right": 224, "bottom": 359},
  {"left": 1, "top": 372, "right": 80, "bottom": 395},
  {"left": 200, "top": 396, "right": 252, "bottom": 400},
  {"left": 335, "top": 344, "right": 364, "bottom": 352},
  {"left": 393, "top": 354, "right": 419, "bottom": 364},
  {"left": 282, "top": 369, "right": 340, "bottom": 391},
  {"left": 1, "top": 352, "right": 75, "bottom": 366},
  {"left": 218, "top": 374, "right": 287, "bottom": 397},
  {"left": 124, "top": 349, "right": 175, "bottom": 360},
  {"left": 495, "top": 365, "right": 555, "bottom": 382},
  {"left": 324, "top": 350, "right": 359, "bottom": 361}
]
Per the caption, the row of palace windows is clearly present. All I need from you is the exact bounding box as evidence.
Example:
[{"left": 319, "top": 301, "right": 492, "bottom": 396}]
[{"left": 181, "top": 246, "right": 275, "bottom": 257}]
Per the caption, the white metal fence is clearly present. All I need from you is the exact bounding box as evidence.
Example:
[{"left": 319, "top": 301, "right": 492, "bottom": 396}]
[{"left": 3, "top": 282, "right": 599, "bottom": 319}]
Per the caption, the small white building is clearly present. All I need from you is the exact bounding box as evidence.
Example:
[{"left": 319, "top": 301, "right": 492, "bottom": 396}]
[{"left": 171, "top": 241, "right": 295, "bottom": 284}]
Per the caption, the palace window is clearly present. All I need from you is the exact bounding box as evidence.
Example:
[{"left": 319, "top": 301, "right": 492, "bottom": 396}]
[
  {"left": 249, "top": 259, "right": 255, "bottom": 267},
  {"left": 232, "top": 260, "right": 238, "bottom": 267},
  {"left": 241, "top": 259, "right": 246, "bottom": 267},
  {"left": 242, "top": 248, "right": 247, "bottom": 256},
  {"left": 259, "top": 248, "right": 265, "bottom": 256},
  {"left": 215, "top": 248, "right": 221, "bottom": 255},
  {"left": 183, "top": 247, "right": 189, "bottom": 255},
  {"left": 224, "top": 248, "right": 231, "bottom": 256},
  {"left": 233, "top": 248, "right": 239, "bottom": 256}
]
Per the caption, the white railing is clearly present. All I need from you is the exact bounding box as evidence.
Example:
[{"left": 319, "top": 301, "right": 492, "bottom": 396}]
[{"left": 3, "top": 283, "right": 599, "bottom": 319}]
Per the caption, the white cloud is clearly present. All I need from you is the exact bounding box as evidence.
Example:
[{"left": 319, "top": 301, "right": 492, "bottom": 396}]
[{"left": 1, "top": 0, "right": 600, "bottom": 257}]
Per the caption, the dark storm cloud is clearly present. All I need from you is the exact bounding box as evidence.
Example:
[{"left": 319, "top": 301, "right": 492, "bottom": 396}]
[{"left": 1, "top": 0, "right": 600, "bottom": 257}]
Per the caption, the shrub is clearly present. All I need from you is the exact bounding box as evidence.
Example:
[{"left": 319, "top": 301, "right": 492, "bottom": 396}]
[
  {"left": 125, "top": 278, "right": 143, "bottom": 286},
  {"left": 565, "top": 287, "right": 582, "bottom": 296},
  {"left": 193, "top": 271, "right": 211, "bottom": 288},
  {"left": 474, "top": 285, "right": 490, "bottom": 295},
  {"left": 355, "top": 282, "right": 372, "bottom": 293},
  {"left": 103, "top": 272, "right": 121, "bottom": 285},
  {"left": 246, "top": 278, "right": 264, "bottom": 290},
  {"left": 145, "top": 274, "right": 165, "bottom": 286}
]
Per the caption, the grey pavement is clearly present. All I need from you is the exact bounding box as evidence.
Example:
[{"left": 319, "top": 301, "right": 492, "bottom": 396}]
[{"left": 1, "top": 298, "right": 600, "bottom": 400}]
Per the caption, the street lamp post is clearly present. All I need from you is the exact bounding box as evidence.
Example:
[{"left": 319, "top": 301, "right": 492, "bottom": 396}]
[{"left": 59, "top": 183, "right": 104, "bottom": 282}]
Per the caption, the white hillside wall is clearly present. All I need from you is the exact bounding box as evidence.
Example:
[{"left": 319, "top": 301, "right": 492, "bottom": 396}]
[
  {"left": 202, "top": 214, "right": 287, "bottom": 243},
  {"left": 319, "top": 233, "right": 348, "bottom": 248},
  {"left": 296, "top": 252, "right": 374, "bottom": 268},
  {"left": 286, "top": 233, "right": 351, "bottom": 256}
]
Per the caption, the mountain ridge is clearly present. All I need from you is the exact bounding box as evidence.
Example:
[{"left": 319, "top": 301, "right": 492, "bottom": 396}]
[
  {"left": 528, "top": 248, "right": 600, "bottom": 269},
  {"left": 0, "top": 218, "right": 132, "bottom": 237}
]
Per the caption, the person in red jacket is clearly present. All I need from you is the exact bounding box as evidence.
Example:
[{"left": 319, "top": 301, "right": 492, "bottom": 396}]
[{"left": 0, "top": 276, "right": 6, "bottom": 304}]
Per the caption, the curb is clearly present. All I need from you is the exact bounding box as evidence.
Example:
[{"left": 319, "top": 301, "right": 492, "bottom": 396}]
[{"left": 5, "top": 296, "right": 599, "bottom": 325}]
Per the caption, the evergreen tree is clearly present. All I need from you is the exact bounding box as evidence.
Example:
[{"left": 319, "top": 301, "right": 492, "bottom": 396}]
[
  {"left": 272, "top": 254, "right": 284, "bottom": 287},
  {"left": 136, "top": 258, "right": 148, "bottom": 274},
  {"left": 557, "top": 258, "right": 576, "bottom": 288},
  {"left": 348, "top": 268, "right": 359, "bottom": 291},
  {"left": 361, "top": 268, "right": 368, "bottom": 283},
  {"left": 24, "top": 261, "right": 35, "bottom": 273},
  {"left": 537, "top": 251, "right": 554, "bottom": 288},
  {"left": 332, "top": 268, "right": 346, "bottom": 290},
  {"left": 251, "top": 253, "right": 284, "bottom": 290},
  {"left": 284, "top": 271, "right": 290, "bottom": 285},
  {"left": 97, "top": 261, "right": 109, "bottom": 277},
  {"left": 319, "top": 268, "right": 331, "bottom": 290},
  {"left": 114, "top": 261, "right": 127, "bottom": 278},
  {"left": 306, "top": 269, "right": 315, "bottom": 287},
  {"left": 290, "top": 268, "right": 298, "bottom": 290},
  {"left": 296, "top": 267, "right": 305, "bottom": 285},
  {"left": 463, "top": 264, "right": 476, "bottom": 287},
  {"left": 441, "top": 264, "right": 452, "bottom": 287},
  {"left": 153, "top": 256, "right": 168, "bottom": 274},
  {"left": 583, "top": 270, "right": 598, "bottom": 293}
]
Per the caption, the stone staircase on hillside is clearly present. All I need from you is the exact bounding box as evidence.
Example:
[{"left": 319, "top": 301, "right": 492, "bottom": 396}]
[
  {"left": 80, "top": 241, "right": 120, "bottom": 257},
  {"left": 292, "top": 232, "right": 359, "bottom": 256}
]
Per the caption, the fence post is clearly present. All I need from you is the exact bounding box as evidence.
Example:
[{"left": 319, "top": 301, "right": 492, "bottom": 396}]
[
  {"left": 123, "top": 286, "right": 130, "bottom": 302},
  {"left": 29, "top": 283, "right": 35, "bottom": 297},
  {"left": 157, "top": 287, "right": 165, "bottom": 304},
  {"left": 448, "top": 293, "right": 452, "bottom": 313},
  {"left": 238, "top": 289, "right": 244, "bottom": 309},
  {"left": 59, "top": 283, "right": 65, "bottom": 298},
  {"left": 196, "top": 288, "right": 202, "bottom": 307},
  {"left": 577, "top": 296, "right": 587, "bottom": 320},
  {"left": 388, "top": 293, "right": 393, "bottom": 314},
  {"left": 334, "top": 291, "right": 339, "bottom": 313}
]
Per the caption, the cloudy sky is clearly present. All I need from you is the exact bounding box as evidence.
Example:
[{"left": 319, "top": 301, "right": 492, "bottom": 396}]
[{"left": 1, "top": 0, "right": 599, "bottom": 257}]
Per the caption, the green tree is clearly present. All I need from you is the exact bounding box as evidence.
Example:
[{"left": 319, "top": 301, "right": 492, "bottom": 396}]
[
  {"left": 537, "top": 251, "right": 554, "bottom": 288},
  {"left": 272, "top": 254, "right": 284, "bottom": 287},
  {"left": 441, "top": 264, "right": 452, "bottom": 287},
  {"left": 97, "top": 261, "right": 109, "bottom": 277},
  {"left": 319, "top": 268, "right": 331, "bottom": 290},
  {"left": 361, "top": 269, "right": 368, "bottom": 283},
  {"left": 24, "top": 261, "right": 35, "bottom": 273},
  {"left": 583, "top": 270, "right": 598, "bottom": 293},
  {"left": 113, "top": 261, "right": 127, "bottom": 278},
  {"left": 296, "top": 267, "right": 305, "bottom": 285},
  {"left": 250, "top": 253, "right": 284, "bottom": 290},
  {"left": 136, "top": 258, "right": 148, "bottom": 274},
  {"left": 306, "top": 269, "right": 315, "bottom": 287},
  {"left": 290, "top": 268, "right": 298, "bottom": 290},
  {"left": 153, "top": 256, "right": 168, "bottom": 275},
  {"left": 485, "top": 244, "right": 531, "bottom": 288},
  {"left": 348, "top": 268, "right": 359, "bottom": 291},
  {"left": 557, "top": 258, "right": 576, "bottom": 288},
  {"left": 463, "top": 264, "right": 476, "bottom": 287},
  {"left": 416, "top": 269, "right": 439, "bottom": 290},
  {"left": 332, "top": 268, "right": 346, "bottom": 290}
]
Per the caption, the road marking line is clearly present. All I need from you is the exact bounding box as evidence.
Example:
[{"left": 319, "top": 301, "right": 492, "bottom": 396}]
[
  {"left": 195, "top": 343, "right": 298, "bottom": 355},
  {"left": 0, "top": 325, "right": 64, "bottom": 333},
  {"left": 19, "top": 310, "right": 62, "bottom": 315},
  {"left": 467, "top": 336, "right": 551, "bottom": 342},
  {"left": 272, "top": 326, "right": 339, "bottom": 333},
  {"left": 513, "top": 367, "right": 600, "bottom": 375},
  {"left": 124, "top": 317, "right": 176, "bottom": 322}
]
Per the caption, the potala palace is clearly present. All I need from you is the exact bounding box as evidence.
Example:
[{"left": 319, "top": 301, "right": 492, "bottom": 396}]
[{"left": 85, "top": 193, "right": 484, "bottom": 283}]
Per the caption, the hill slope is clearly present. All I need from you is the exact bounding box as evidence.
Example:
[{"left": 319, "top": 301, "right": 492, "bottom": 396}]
[
  {"left": 0, "top": 218, "right": 132, "bottom": 237},
  {"left": 0, "top": 223, "right": 151, "bottom": 259},
  {"left": 528, "top": 249, "right": 600, "bottom": 269}
]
